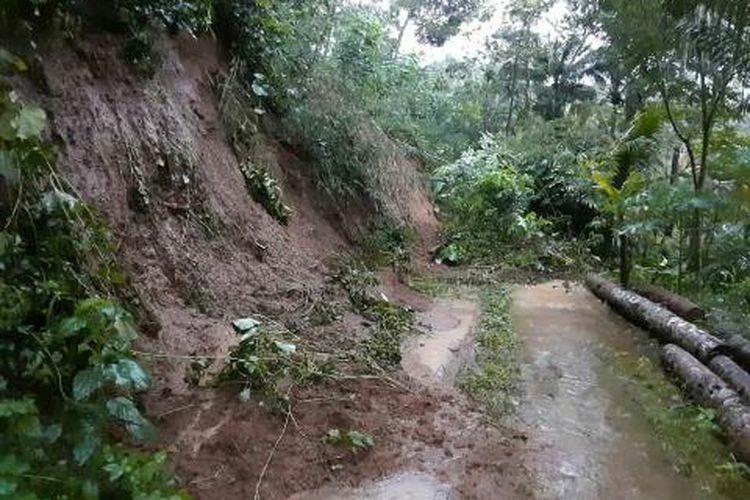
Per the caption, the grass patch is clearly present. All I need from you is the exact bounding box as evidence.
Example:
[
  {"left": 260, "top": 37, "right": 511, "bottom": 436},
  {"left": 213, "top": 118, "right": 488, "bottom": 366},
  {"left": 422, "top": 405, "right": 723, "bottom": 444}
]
[
  {"left": 459, "top": 285, "right": 520, "bottom": 415},
  {"left": 407, "top": 275, "right": 463, "bottom": 298},
  {"left": 609, "top": 352, "right": 750, "bottom": 496}
]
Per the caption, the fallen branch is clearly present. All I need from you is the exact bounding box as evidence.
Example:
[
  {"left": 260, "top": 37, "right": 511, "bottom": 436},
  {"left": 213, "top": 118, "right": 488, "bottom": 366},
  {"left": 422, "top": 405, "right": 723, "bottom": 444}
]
[
  {"left": 585, "top": 275, "right": 725, "bottom": 361},
  {"left": 661, "top": 344, "right": 750, "bottom": 463},
  {"left": 254, "top": 399, "right": 292, "bottom": 500}
]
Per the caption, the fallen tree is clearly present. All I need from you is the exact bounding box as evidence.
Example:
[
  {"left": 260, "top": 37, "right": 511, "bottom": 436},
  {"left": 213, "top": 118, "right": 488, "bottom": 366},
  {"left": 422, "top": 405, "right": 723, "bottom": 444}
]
[
  {"left": 661, "top": 344, "right": 750, "bottom": 463},
  {"left": 726, "top": 335, "right": 750, "bottom": 372},
  {"left": 585, "top": 275, "right": 725, "bottom": 361},
  {"left": 631, "top": 284, "right": 705, "bottom": 321}
]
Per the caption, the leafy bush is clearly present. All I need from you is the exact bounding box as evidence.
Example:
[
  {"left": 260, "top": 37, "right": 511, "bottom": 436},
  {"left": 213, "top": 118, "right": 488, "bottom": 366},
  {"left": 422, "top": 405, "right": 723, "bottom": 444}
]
[
  {"left": 433, "top": 134, "right": 544, "bottom": 259},
  {"left": 0, "top": 81, "right": 183, "bottom": 498},
  {"left": 357, "top": 219, "right": 416, "bottom": 272}
]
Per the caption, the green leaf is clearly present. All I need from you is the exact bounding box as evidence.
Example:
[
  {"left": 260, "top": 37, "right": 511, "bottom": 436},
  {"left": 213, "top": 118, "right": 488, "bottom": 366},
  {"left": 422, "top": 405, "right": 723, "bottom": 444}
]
[
  {"left": 0, "top": 478, "right": 17, "bottom": 495},
  {"left": 16, "top": 414, "right": 42, "bottom": 438},
  {"left": 274, "top": 341, "right": 296, "bottom": 355},
  {"left": 0, "top": 151, "right": 19, "bottom": 185},
  {"left": 42, "top": 424, "right": 62, "bottom": 444},
  {"left": 232, "top": 317, "right": 261, "bottom": 335},
  {"left": 73, "top": 432, "right": 101, "bottom": 466},
  {"left": 106, "top": 359, "right": 150, "bottom": 391},
  {"left": 251, "top": 81, "right": 269, "bottom": 97},
  {"left": 73, "top": 368, "right": 105, "bottom": 401},
  {"left": 0, "top": 398, "right": 36, "bottom": 418},
  {"left": 106, "top": 397, "right": 156, "bottom": 443},
  {"left": 13, "top": 106, "right": 46, "bottom": 140},
  {"left": 0, "top": 48, "right": 27, "bottom": 73},
  {"left": 56, "top": 316, "right": 86, "bottom": 338},
  {"left": 0, "top": 454, "right": 30, "bottom": 475}
]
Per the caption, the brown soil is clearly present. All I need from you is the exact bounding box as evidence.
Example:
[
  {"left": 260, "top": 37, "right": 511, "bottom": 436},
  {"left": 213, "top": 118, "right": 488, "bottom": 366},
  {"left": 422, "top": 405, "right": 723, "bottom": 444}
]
[{"left": 17, "top": 31, "right": 530, "bottom": 499}]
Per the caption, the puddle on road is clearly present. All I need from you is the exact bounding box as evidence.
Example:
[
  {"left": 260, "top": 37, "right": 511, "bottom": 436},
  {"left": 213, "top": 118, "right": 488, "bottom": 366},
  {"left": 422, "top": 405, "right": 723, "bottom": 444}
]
[
  {"left": 401, "top": 298, "right": 479, "bottom": 386},
  {"left": 287, "top": 472, "right": 453, "bottom": 500},
  {"left": 512, "top": 281, "right": 736, "bottom": 500}
]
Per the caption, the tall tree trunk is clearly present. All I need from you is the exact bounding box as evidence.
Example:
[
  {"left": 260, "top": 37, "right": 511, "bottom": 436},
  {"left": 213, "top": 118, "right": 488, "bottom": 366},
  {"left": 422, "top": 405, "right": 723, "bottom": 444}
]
[
  {"left": 505, "top": 57, "right": 519, "bottom": 137},
  {"left": 670, "top": 146, "right": 680, "bottom": 184},
  {"left": 619, "top": 232, "right": 630, "bottom": 287},
  {"left": 394, "top": 10, "right": 412, "bottom": 56}
]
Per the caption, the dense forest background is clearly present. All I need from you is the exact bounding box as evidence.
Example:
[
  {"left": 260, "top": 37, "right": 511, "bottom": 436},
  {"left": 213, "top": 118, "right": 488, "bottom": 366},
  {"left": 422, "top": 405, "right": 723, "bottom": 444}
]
[{"left": 1, "top": 0, "right": 749, "bottom": 497}]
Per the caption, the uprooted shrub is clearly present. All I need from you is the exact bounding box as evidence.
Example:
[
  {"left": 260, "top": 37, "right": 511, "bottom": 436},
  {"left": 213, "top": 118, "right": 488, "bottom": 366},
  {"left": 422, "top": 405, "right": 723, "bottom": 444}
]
[
  {"left": 214, "top": 317, "right": 332, "bottom": 408},
  {"left": 240, "top": 161, "right": 292, "bottom": 224}
]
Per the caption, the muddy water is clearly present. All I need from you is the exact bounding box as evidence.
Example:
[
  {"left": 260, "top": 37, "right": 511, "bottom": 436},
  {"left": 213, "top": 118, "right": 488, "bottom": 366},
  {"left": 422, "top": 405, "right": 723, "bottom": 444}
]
[
  {"left": 287, "top": 472, "right": 452, "bottom": 500},
  {"left": 401, "top": 298, "right": 479, "bottom": 386},
  {"left": 513, "top": 281, "right": 723, "bottom": 500}
]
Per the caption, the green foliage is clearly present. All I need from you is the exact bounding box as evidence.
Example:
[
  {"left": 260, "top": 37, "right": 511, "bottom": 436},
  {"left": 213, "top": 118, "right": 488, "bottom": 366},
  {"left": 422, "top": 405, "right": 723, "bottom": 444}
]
[
  {"left": 393, "top": 0, "right": 484, "bottom": 47},
  {"left": 357, "top": 219, "right": 416, "bottom": 272},
  {"left": 337, "top": 263, "right": 414, "bottom": 370},
  {"left": 0, "top": 79, "right": 183, "bottom": 498},
  {"left": 218, "top": 320, "right": 332, "bottom": 406},
  {"left": 240, "top": 161, "right": 292, "bottom": 224},
  {"left": 325, "top": 428, "right": 374, "bottom": 453}
]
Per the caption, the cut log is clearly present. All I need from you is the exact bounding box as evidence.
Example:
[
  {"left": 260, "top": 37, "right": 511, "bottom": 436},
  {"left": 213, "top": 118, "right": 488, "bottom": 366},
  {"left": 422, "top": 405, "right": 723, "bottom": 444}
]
[
  {"left": 726, "top": 335, "right": 750, "bottom": 372},
  {"left": 661, "top": 344, "right": 750, "bottom": 463},
  {"left": 631, "top": 284, "right": 705, "bottom": 321},
  {"left": 708, "top": 355, "right": 750, "bottom": 406},
  {"left": 585, "top": 275, "right": 725, "bottom": 362}
]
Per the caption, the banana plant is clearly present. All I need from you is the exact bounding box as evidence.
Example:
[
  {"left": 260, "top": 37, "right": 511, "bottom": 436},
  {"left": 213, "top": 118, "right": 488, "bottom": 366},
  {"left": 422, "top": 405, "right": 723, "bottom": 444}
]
[{"left": 591, "top": 106, "right": 663, "bottom": 286}]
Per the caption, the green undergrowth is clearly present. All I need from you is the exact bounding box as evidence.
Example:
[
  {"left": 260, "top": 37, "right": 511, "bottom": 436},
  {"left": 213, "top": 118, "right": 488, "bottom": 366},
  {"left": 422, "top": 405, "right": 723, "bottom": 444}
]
[
  {"left": 609, "top": 351, "right": 750, "bottom": 496},
  {"left": 333, "top": 220, "right": 419, "bottom": 370},
  {"left": 407, "top": 275, "right": 465, "bottom": 298},
  {"left": 409, "top": 274, "right": 521, "bottom": 414},
  {"left": 459, "top": 285, "right": 521, "bottom": 415},
  {"left": 357, "top": 220, "right": 416, "bottom": 273},
  {"left": 325, "top": 428, "right": 374, "bottom": 454}
]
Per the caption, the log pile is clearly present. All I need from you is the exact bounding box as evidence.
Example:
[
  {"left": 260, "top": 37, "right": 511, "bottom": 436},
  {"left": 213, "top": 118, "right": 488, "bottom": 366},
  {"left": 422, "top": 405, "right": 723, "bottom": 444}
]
[
  {"left": 585, "top": 274, "right": 750, "bottom": 463},
  {"left": 662, "top": 345, "right": 750, "bottom": 463},
  {"left": 585, "top": 275, "right": 724, "bottom": 361}
]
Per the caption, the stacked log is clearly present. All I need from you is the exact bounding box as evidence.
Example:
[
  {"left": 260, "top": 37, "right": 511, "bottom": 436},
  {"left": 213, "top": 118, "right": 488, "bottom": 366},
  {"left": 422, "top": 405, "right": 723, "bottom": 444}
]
[
  {"left": 585, "top": 275, "right": 725, "bottom": 361},
  {"left": 662, "top": 345, "right": 750, "bottom": 463},
  {"left": 726, "top": 335, "right": 750, "bottom": 372},
  {"left": 708, "top": 355, "right": 750, "bottom": 406},
  {"left": 586, "top": 275, "right": 750, "bottom": 463},
  {"left": 631, "top": 284, "right": 705, "bottom": 321}
]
